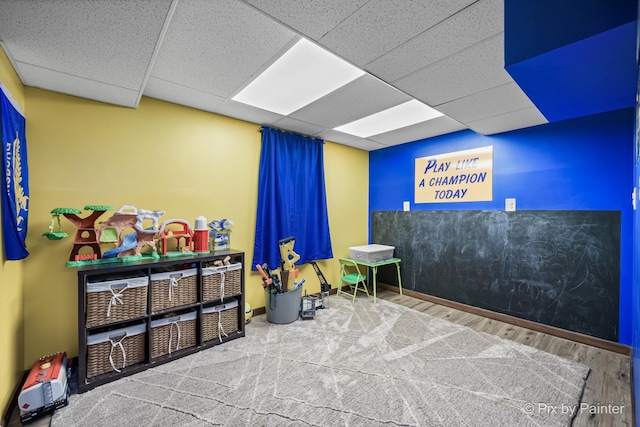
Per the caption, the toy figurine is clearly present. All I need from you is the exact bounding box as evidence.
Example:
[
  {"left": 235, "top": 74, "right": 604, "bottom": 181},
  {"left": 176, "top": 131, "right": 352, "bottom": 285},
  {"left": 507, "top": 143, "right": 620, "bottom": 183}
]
[
  {"left": 42, "top": 208, "right": 70, "bottom": 240},
  {"left": 193, "top": 216, "right": 209, "bottom": 253},
  {"left": 209, "top": 218, "right": 233, "bottom": 251},
  {"left": 43, "top": 203, "right": 208, "bottom": 265},
  {"left": 278, "top": 236, "right": 300, "bottom": 293},
  {"left": 47, "top": 205, "right": 114, "bottom": 261}
]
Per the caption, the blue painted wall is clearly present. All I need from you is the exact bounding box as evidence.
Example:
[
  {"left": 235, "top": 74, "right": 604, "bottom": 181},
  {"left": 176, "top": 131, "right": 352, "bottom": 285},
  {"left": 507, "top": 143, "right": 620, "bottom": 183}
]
[
  {"left": 504, "top": 0, "right": 636, "bottom": 65},
  {"left": 369, "top": 107, "right": 634, "bottom": 345},
  {"left": 633, "top": 106, "right": 640, "bottom": 426},
  {"left": 504, "top": 0, "right": 638, "bottom": 123},
  {"left": 633, "top": 17, "right": 640, "bottom": 422}
]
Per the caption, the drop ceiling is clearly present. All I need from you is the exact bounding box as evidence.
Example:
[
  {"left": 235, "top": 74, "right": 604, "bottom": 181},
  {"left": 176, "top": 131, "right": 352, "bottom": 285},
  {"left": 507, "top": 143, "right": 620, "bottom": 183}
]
[{"left": 0, "top": 0, "right": 631, "bottom": 151}]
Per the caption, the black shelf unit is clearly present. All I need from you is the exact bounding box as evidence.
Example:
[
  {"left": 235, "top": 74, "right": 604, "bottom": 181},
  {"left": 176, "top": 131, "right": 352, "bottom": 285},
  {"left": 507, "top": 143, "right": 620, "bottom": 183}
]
[{"left": 76, "top": 250, "right": 245, "bottom": 393}]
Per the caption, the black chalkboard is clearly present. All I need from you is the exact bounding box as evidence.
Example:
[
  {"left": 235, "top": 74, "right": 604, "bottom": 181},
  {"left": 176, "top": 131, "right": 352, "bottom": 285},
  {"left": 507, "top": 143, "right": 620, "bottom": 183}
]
[{"left": 372, "top": 210, "right": 620, "bottom": 341}]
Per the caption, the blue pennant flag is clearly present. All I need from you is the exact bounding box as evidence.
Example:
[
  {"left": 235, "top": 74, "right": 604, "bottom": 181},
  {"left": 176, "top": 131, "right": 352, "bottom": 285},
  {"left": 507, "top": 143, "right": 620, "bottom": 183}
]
[{"left": 1, "top": 85, "right": 29, "bottom": 260}]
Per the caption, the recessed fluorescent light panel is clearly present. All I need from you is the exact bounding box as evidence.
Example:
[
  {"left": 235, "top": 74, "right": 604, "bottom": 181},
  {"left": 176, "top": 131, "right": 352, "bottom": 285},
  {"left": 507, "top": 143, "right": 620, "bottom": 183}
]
[
  {"left": 334, "top": 100, "right": 444, "bottom": 138},
  {"left": 232, "top": 39, "right": 364, "bottom": 115}
]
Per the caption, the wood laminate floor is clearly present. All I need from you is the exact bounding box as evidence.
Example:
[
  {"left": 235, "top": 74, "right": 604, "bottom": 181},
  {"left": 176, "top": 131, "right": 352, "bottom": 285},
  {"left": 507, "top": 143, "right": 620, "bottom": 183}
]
[{"left": 376, "top": 289, "right": 633, "bottom": 427}]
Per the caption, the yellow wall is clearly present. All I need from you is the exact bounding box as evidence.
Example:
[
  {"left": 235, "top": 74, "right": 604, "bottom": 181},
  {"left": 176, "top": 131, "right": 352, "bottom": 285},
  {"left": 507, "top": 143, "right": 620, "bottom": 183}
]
[
  {"left": 0, "top": 46, "right": 26, "bottom": 418},
  {"left": 22, "top": 88, "right": 369, "bottom": 365}
]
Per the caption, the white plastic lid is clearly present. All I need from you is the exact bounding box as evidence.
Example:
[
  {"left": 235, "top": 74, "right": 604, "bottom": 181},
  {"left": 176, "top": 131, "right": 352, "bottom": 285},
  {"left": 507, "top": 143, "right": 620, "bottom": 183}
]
[
  {"left": 87, "top": 276, "right": 148, "bottom": 293},
  {"left": 150, "top": 268, "right": 197, "bottom": 281},
  {"left": 202, "top": 263, "right": 242, "bottom": 275},
  {"left": 87, "top": 323, "right": 146, "bottom": 345},
  {"left": 202, "top": 299, "right": 239, "bottom": 314},
  {"left": 348, "top": 244, "right": 395, "bottom": 253},
  {"left": 194, "top": 216, "right": 208, "bottom": 230},
  {"left": 150, "top": 310, "right": 197, "bottom": 328}
]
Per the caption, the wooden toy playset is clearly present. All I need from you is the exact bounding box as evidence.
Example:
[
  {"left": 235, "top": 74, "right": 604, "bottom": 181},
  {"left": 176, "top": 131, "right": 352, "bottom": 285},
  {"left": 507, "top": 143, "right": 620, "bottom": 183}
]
[{"left": 43, "top": 204, "right": 233, "bottom": 266}]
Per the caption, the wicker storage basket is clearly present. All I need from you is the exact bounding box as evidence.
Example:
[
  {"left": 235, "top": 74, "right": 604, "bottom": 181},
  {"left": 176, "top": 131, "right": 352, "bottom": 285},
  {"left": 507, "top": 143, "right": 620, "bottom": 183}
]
[
  {"left": 202, "top": 263, "right": 242, "bottom": 302},
  {"left": 150, "top": 268, "right": 197, "bottom": 313},
  {"left": 86, "top": 277, "right": 148, "bottom": 328},
  {"left": 150, "top": 311, "right": 197, "bottom": 359},
  {"left": 86, "top": 323, "right": 146, "bottom": 378},
  {"left": 202, "top": 300, "right": 239, "bottom": 343}
]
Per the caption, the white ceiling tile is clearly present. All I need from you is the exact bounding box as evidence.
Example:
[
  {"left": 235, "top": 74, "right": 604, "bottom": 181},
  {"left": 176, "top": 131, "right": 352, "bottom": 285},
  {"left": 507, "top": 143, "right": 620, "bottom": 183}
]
[
  {"left": 365, "top": 0, "right": 503, "bottom": 82},
  {"left": 319, "top": 0, "right": 476, "bottom": 66},
  {"left": 151, "top": 0, "right": 297, "bottom": 98},
  {"left": 214, "top": 100, "right": 285, "bottom": 126},
  {"left": 367, "top": 116, "right": 467, "bottom": 145},
  {"left": 317, "top": 128, "right": 365, "bottom": 144},
  {"left": 466, "top": 107, "right": 549, "bottom": 135},
  {"left": 289, "top": 74, "right": 411, "bottom": 128},
  {"left": 317, "top": 128, "right": 387, "bottom": 151},
  {"left": 271, "top": 117, "right": 327, "bottom": 137},
  {"left": 242, "top": 0, "right": 369, "bottom": 41},
  {"left": 393, "top": 33, "right": 512, "bottom": 106},
  {"left": 0, "top": 0, "right": 555, "bottom": 146},
  {"left": 18, "top": 62, "right": 139, "bottom": 107},
  {"left": 436, "top": 82, "right": 539, "bottom": 123},
  {"left": 0, "top": 0, "right": 172, "bottom": 90},
  {"left": 144, "top": 77, "right": 226, "bottom": 113},
  {"left": 342, "top": 138, "right": 387, "bottom": 151}
]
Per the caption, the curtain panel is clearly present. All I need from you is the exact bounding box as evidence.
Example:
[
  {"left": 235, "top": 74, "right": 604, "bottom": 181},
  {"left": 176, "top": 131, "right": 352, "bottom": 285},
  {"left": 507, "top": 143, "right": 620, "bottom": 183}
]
[{"left": 252, "top": 127, "right": 332, "bottom": 270}]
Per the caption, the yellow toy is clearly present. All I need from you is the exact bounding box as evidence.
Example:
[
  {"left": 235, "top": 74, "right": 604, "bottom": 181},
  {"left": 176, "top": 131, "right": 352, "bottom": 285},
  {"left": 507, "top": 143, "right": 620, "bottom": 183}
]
[
  {"left": 245, "top": 303, "right": 253, "bottom": 323},
  {"left": 278, "top": 236, "right": 300, "bottom": 292}
]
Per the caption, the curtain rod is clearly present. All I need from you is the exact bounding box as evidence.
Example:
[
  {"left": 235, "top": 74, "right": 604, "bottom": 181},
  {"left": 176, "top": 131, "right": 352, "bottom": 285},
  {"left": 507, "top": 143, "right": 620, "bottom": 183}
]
[{"left": 258, "top": 126, "right": 323, "bottom": 142}]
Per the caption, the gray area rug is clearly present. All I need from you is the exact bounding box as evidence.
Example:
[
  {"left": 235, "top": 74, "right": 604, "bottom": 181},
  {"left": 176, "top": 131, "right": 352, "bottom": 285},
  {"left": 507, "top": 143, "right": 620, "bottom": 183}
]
[{"left": 53, "top": 296, "right": 590, "bottom": 426}]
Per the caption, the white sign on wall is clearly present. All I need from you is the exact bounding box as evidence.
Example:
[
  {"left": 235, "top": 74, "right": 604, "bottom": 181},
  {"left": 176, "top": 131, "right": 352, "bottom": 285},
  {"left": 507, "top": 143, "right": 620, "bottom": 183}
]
[{"left": 415, "top": 146, "right": 493, "bottom": 203}]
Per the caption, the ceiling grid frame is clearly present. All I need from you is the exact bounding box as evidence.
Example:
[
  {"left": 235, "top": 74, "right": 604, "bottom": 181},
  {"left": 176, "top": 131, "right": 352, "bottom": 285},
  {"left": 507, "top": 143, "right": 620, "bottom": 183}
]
[{"left": 0, "top": 0, "right": 629, "bottom": 150}]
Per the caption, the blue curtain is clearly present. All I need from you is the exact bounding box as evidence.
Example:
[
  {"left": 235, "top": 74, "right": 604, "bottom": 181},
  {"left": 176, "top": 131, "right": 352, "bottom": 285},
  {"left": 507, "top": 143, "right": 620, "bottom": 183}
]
[{"left": 252, "top": 127, "right": 333, "bottom": 270}]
